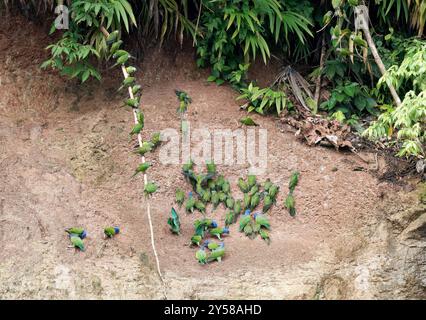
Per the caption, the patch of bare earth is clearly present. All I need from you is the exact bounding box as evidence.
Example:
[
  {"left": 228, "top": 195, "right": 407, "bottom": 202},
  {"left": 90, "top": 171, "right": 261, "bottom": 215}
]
[{"left": 0, "top": 15, "right": 424, "bottom": 299}]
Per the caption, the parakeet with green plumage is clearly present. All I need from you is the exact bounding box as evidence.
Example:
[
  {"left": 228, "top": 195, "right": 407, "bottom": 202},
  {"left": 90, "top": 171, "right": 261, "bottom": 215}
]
[
  {"left": 175, "top": 90, "right": 192, "bottom": 114},
  {"left": 196, "top": 247, "right": 207, "bottom": 264},
  {"left": 109, "top": 40, "right": 123, "bottom": 54},
  {"left": 144, "top": 182, "right": 158, "bottom": 196},
  {"left": 104, "top": 226, "right": 120, "bottom": 238},
  {"left": 254, "top": 213, "right": 270, "bottom": 229},
  {"left": 222, "top": 181, "right": 230, "bottom": 194},
  {"left": 289, "top": 171, "right": 300, "bottom": 193},
  {"left": 240, "top": 116, "right": 258, "bottom": 126},
  {"left": 106, "top": 30, "right": 119, "bottom": 45},
  {"left": 118, "top": 76, "right": 135, "bottom": 91},
  {"left": 65, "top": 227, "right": 87, "bottom": 239},
  {"left": 262, "top": 195, "right": 274, "bottom": 213},
  {"left": 247, "top": 175, "right": 257, "bottom": 188},
  {"left": 243, "top": 222, "right": 254, "bottom": 237},
  {"left": 238, "top": 177, "right": 249, "bottom": 193},
  {"left": 150, "top": 132, "right": 161, "bottom": 147},
  {"left": 129, "top": 123, "right": 143, "bottom": 136},
  {"left": 243, "top": 193, "right": 251, "bottom": 209},
  {"left": 206, "top": 161, "right": 216, "bottom": 175},
  {"left": 225, "top": 211, "right": 235, "bottom": 226},
  {"left": 268, "top": 184, "right": 279, "bottom": 199},
  {"left": 248, "top": 184, "right": 259, "bottom": 196},
  {"left": 239, "top": 210, "right": 252, "bottom": 231},
  {"left": 185, "top": 192, "right": 196, "bottom": 213},
  {"left": 175, "top": 188, "right": 185, "bottom": 207},
  {"left": 191, "top": 234, "right": 202, "bottom": 246},
  {"left": 259, "top": 229, "right": 271, "bottom": 244},
  {"left": 285, "top": 194, "right": 296, "bottom": 217},
  {"left": 234, "top": 200, "right": 242, "bottom": 215},
  {"left": 167, "top": 208, "right": 180, "bottom": 234},
  {"left": 195, "top": 200, "right": 206, "bottom": 213},
  {"left": 134, "top": 141, "right": 154, "bottom": 156},
  {"left": 132, "top": 162, "right": 151, "bottom": 177},
  {"left": 225, "top": 196, "right": 234, "bottom": 209},
  {"left": 203, "top": 240, "right": 224, "bottom": 251},
  {"left": 263, "top": 178, "right": 273, "bottom": 192},
  {"left": 194, "top": 218, "right": 218, "bottom": 237},
  {"left": 207, "top": 246, "right": 225, "bottom": 263},
  {"left": 209, "top": 227, "right": 229, "bottom": 240},
  {"left": 201, "top": 189, "right": 211, "bottom": 203},
  {"left": 218, "top": 191, "right": 227, "bottom": 203},
  {"left": 250, "top": 192, "right": 260, "bottom": 210},
  {"left": 211, "top": 191, "right": 220, "bottom": 210},
  {"left": 69, "top": 235, "right": 85, "bottom": 251}
]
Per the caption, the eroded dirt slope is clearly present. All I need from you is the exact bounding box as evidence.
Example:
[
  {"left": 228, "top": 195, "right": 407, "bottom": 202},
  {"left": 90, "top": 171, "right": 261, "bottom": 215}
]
[{"left": 0, "top": 15, "right": 424, "bottom": 299}]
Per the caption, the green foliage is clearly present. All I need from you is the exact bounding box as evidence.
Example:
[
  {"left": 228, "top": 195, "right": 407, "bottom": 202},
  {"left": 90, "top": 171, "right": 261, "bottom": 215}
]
[
  {"left": 364, "top": 40, "right": 426, "bottom": 157},
  {"left": 42, "top": 0, "right": 136, "bottom": 82},
  {"left": 320, "top": 81, "right": 377, "bottom": 118},
  {"left": 196, "top": 0, "right": 313, "bottom": 84},
  {"left": 237, "top": 82, "right": 290, "bottom": 115},
  {"left": 41, "top": 31, "right": 101, "bottom": 82}
]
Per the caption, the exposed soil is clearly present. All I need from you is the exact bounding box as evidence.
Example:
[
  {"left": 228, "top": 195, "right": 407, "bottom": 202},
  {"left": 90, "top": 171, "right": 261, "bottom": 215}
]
[{"left": 0, "top": 15, "right": 425, "bottom": 299}]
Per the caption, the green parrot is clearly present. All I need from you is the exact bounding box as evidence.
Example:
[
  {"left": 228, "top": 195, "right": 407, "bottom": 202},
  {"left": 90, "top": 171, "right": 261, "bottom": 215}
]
[
  {"left": 238, "top": 177, "right": 249, "bottom": 193},
  {"left": 182, "top": 159, "right": 194, "bottom": 173},
  {"left": 112, "top": 49, "right": 129, "bottom": 59},
  {"left": 211, "top": 191, "right": 220, "bottom": 210},
  {"left": 207, "top": 247, "right": 225, "bottom": 263},
  {"left": 150, "top": 132, "right": 161, "bottom": 147},
  {"left": 201, "top": 189, "right": 211, "bottom": 203},
  {"left": 196, "top": 248, "right": 207, "bottom": 264},
  {"left": 106, "top": 30, "right": 119, "bottom": 44},
  {"left": 218, "top": 191, "right": 227, "bottom": 203},
  {"left": 175, "top": 90, "right": 192, "bottom": 114},
  {"left": 194, "top": 218, "right": 217, "bottom": 237},
  {"left": 225, "top": 196, "right": 235, "bottom": 209},
  {"left": 243, "top": 193, "right": 251, "bottom": 209},
  {"left": 208, "top": 180, "right": 216, "bottom": 191},
  {"left": 285, "top": 194, "right": 296, "bottom": 217},
  {"left": 175, "top": 188, "right": 185, "bottom": 207},
  {"left": 222, "top": 181, "right": 231, "bottom": 193},
  {"left": 65, "top": 227, "right": 85, "bottom": 238},
  {"left": 239, "top": 211, "right": 252, "bottom": 232},
  {"left": 125, "top": 66, "right": 136, "bottom": 74},
  {"left": 240, "top": 116, "right": 258, "bottom": 126},
  {"left": 259, "top": 229, "right": 271, "bottom": 244},
  {"left": 109, "top": 40, "right": 123, "bottom": 54},
  {"left": 70, "top": 235, "right": 85, "bottom": 251},
  {"left": 167, "top": 208, "right": 180, "bottom": 234},
  {"left": 125, "top": 98, "right": 139, "bottom": 108},
  {"left": 129, "top": 123, "right": 143, "bottom": 136},
  {"left": 104, "top": 226, "right": 120, "bottom": 238},
  {"left": 113, "top": 53, "right": 130, "bottom": 69},
  {"left": 247, "top": 175, "right": 257, "bottom": 188},
  {"left": 250, "top": 193, "right": 260, "bottom": 210},
  {"left": 215, "top": 175, "right": 225, "bottom": 190},
  {"left": 134, "top": 141, "right": 154, "bottom": 156},
  {"left": 117, "top": 75, "right": 134, "bottom": 91},
  {"left": 191, "top": 234, "right": 202, "bottom": 246},
  {"left": 204, "top": 240, "right": 223, "bottom": 251},
  {"left": 136, "top": 110, "right": 144, "bottom": 126},
  {"left": 195, "top": 200, "right": 206, "bottom": 213},
  {"left": 263, "top": 178, "right": 273, "bottom": 192},
  {"left": 185, "top": 192, "right": 196, "bottom": 213},
  {"left": 132, "top": 85, "right": 141, "bottom": 95},
  {"left": 206, "top": 162, "right": 216, "bottom": 175},
  {"left": 144, "top": 182, "right": 158, "bottom": 196},
  {"left": 225, "top": 211, "right": 235, "bottom": 226},
  {"left": 268, "top": 184, "right": 279, "bottom": 199},
  {"left": 243, "top": 222, "right": 254, "bottom": 237},
  {"left": 262, "top": 195, "right": 274, "bottom": 213},
  {"left": 254, "top": 213, "right": 270, "bottom": 229},
  {"left": 132, "top": 162, "right": 151, "bottom": 178},
  {"left": 209, "top": 227, "right": 230, "bottom": 240},
  {"left": 233, "top": 200, "right": 242, "bottom": 215},
  {"left": 289, "top": 171, "right": 300, "bottom": 193},
  {"left": 248, "top": 184, "right": 259, "bottom": 196}
]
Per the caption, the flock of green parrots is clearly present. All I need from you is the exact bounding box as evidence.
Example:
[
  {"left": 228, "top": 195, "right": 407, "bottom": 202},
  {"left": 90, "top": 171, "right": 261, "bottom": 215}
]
[
  {"left": 65, "top": 227, "right": 120, "bottom": 251},
  {"left": 167, "top": 160, "right": 300, "bottom": 265}
]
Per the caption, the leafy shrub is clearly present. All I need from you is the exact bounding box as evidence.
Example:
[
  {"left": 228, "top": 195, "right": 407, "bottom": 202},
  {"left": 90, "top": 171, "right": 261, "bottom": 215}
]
[
  {"left": 196, "top": 0, "right": 312, "bottom": 84},
  {"left": 237, "top": 82, "right": 290, "bottom": 115}
]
